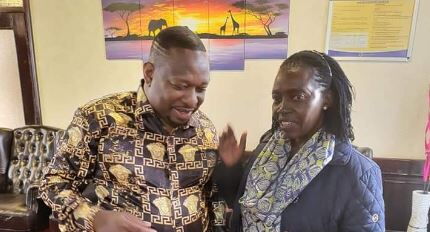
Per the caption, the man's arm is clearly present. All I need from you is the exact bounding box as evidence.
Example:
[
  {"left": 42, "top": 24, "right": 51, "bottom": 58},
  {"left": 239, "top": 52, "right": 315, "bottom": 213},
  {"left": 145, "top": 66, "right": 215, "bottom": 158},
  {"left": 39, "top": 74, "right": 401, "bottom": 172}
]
[{"left": 40, "top": 108, "right": 101, "bottom": 231}]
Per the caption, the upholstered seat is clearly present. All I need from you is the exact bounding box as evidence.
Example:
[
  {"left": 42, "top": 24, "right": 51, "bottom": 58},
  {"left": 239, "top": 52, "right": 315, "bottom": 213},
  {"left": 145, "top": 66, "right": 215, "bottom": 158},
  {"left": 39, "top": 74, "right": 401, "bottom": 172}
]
[
  {"left": 0, "top": 194, "right": 35, "bottom": 231},
  {"left": 0, "top": 126, "right": 61, "bottom": 232},
  {"left": 0, "top": 128, "right": 13, "bottom": 194},
  {"left": 0, "top": 194, "right": 28, "bottom": 215}
]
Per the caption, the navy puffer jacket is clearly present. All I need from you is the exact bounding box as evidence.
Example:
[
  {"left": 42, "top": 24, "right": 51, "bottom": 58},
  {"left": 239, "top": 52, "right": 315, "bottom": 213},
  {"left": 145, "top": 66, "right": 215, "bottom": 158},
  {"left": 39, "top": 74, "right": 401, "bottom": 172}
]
[{"left": 227, "top": 133, "right": 385, "bottom": 232}]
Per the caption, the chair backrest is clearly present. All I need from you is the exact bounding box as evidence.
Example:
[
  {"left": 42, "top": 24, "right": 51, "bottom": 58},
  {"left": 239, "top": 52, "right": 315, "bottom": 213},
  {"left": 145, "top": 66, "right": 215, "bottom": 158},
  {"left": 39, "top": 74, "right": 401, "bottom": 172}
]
[
  {"left": 7, "top": 125, "right": 61, "bottom": 194},
  {"left": 54, "top": 129, "right": 66, "bottom": 152},
  {"left": 356, "top": 146, "right": 374, "bottom": 160},
  {"left": 0, "top": 128, "right": 13, "bottom": 193}
]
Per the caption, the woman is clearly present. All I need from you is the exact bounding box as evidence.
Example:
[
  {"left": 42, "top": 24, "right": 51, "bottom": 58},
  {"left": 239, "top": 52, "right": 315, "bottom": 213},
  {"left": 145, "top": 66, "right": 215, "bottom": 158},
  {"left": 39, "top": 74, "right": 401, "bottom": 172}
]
[{"left": 218, "top": 50, "right": 385, "bottom": 232}]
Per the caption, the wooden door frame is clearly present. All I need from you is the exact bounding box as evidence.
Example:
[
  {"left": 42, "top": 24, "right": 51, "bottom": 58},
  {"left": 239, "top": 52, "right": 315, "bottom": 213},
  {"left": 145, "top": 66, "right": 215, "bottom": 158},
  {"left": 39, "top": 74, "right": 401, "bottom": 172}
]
[{"left": 0, "top": 0, "right": 41, "bottom": 125}]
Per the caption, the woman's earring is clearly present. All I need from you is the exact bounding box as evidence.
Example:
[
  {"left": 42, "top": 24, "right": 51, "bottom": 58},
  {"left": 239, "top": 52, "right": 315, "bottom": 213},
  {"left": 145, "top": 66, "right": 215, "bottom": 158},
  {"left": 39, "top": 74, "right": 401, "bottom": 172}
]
[{"left": 323, "top": 106, "right": 328, "bottom": 111}]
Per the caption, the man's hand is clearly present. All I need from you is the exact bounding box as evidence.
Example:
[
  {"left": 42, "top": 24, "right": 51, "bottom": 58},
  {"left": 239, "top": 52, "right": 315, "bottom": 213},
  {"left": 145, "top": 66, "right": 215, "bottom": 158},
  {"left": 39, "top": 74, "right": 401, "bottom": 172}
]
[
  {"left": 218, "top": 124, "right": 247, "bottom": 167},
  {"left": 94, "top": 210, "right": 156, "bottom": 232}
]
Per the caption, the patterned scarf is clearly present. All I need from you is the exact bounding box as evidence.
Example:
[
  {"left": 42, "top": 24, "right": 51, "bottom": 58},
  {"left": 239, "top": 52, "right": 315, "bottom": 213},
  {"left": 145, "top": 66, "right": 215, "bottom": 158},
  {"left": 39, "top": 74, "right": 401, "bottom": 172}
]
[{"left": 239, "top": 129, "right": 335, "bottom": 232}]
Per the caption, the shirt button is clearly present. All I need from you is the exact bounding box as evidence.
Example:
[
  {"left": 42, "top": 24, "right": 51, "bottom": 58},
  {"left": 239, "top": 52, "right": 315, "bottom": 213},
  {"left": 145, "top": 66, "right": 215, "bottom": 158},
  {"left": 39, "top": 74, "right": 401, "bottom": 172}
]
[{"left": 371, "top": 213, "right": 379, "bottom": 222}]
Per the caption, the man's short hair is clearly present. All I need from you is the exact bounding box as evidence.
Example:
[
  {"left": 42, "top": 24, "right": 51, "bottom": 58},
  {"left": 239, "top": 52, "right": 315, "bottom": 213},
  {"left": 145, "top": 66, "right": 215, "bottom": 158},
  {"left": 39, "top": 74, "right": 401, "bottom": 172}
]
[{"left": 150, "top": 26, "right": 206, "bottom": 59}]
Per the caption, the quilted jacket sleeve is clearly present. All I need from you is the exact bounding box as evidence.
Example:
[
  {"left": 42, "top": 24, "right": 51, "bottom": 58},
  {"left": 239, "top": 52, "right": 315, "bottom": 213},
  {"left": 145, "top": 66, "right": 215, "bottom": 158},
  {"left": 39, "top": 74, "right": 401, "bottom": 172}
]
[{"left": 339, "top": 165, "right": 385, "bottom": 231}]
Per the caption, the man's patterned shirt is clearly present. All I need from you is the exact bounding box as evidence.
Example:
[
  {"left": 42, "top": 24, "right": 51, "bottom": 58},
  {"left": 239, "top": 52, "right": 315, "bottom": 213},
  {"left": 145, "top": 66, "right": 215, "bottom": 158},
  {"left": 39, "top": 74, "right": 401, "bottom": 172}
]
[{"left": 40, "top": 88, "right": 225, "bottom": 232}]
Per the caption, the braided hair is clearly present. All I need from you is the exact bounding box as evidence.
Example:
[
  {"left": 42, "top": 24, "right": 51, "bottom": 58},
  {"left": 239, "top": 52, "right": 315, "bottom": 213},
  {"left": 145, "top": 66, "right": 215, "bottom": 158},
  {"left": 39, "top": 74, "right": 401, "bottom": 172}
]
[{"left": 148, "top": 26, "right": 206, "bottom": 62}]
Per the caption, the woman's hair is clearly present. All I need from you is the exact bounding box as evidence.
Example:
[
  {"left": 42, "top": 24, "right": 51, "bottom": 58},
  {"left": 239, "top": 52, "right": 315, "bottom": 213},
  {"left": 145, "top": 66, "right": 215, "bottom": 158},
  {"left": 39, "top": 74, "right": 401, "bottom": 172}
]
[{"left": 277, "top": 50, "right": 355, "bottom": 142}]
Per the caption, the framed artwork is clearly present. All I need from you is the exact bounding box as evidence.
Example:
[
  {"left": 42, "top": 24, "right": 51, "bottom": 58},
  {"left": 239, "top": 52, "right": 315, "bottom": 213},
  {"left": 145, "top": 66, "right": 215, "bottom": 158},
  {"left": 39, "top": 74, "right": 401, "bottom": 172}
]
[
  {"left": 325, "top": 0, "right": 419, "bottom": 61},
  {"left": 209, "top": 0, "right": 245, "bottom": 70},
  {"left": 102, "top": 0, "right": 290, "bottom": 70},
  {"left": 244, "top": 0, "right": 289, "bottom": 59}
]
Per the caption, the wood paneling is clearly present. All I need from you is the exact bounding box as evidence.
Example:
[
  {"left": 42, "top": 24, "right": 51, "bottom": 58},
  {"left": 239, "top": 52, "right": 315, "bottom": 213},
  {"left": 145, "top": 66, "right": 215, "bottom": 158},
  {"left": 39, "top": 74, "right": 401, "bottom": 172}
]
[
  {"left": 374, "top": 158, "right": 425, "bottom": 231},
  {"left": 0, "top": 0, "right": 41, "bottom": 124}
]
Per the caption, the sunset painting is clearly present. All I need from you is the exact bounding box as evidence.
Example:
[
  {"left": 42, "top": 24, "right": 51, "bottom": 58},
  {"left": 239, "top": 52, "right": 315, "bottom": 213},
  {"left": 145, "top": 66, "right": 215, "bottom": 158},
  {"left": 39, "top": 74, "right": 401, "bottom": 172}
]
[{"left": 102, "top": 0, "right": 289, "bottom": 70}]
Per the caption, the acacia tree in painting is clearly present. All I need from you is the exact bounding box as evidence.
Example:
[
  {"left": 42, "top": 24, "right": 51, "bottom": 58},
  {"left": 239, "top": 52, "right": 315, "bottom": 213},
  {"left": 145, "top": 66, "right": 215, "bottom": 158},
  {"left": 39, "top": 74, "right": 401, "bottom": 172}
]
[
  {"left": 105, "top": 26, "right": 121, "bottom": 38},
  {"left": 103, "top": 3, "right": 141, "bottom": 37},
  {"left": 232, "top": 0, "right": 289, "bottom": 36}
]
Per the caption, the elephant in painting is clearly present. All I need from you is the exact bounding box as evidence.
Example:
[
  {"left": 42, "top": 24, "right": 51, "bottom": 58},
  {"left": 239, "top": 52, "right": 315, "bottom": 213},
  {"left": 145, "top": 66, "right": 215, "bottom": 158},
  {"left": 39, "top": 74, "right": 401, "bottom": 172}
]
[{"left": 148, "top": 19, "right": 168, "bottom": 37}]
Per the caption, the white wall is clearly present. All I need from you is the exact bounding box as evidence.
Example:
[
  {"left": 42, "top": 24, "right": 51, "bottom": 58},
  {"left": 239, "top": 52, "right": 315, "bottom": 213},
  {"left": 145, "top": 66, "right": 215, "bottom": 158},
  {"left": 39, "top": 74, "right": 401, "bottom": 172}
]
[
  {"left": 30, "top": 0, "right": 430, "bottom": 159},
  {"left": 0, "top": 30, "right": 25, "bottom": 128}
]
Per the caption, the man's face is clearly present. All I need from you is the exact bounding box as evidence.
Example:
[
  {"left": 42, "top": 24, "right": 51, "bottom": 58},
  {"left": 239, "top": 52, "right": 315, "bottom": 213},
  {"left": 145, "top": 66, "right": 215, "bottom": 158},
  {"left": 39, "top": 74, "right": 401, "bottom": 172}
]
[{"left": 144, "top": 47, "right": 210, "bottom": 129}]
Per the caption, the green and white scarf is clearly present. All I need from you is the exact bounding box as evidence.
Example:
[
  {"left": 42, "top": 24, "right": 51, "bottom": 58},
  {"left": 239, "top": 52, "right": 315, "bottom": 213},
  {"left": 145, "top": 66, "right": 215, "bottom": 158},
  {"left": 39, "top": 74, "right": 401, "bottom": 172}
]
[{"left": 239, "top": 129, "right": 335, "bottom": 232}]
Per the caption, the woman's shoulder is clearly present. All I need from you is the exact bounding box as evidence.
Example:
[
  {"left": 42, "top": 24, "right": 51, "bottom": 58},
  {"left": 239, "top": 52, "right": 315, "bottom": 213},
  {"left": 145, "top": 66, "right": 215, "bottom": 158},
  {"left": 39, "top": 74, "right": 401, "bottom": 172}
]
[{"left": 331, "top": 141, "right": 382, "bottom": 180}]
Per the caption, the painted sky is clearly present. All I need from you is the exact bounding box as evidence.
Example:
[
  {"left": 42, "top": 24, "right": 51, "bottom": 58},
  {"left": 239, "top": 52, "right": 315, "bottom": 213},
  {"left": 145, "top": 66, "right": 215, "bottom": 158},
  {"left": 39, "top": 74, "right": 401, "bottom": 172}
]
[
  {"left": 102, "top": 0, "right": 142, "bottom": 37},
  {"left": 209, "top": 0, "right": 244, "bottom": 35},
  {"left": 245, "top": 0, "right": 289, "bottom": 35},
  {"left": 102, "top": 0, "right": 289, "bottom": 37},
  {"left": 140, "top": 0, "right": 174, "bottom": 36},
  {"left": 174, "top": 0, "right": 209, "bottom": 33}
]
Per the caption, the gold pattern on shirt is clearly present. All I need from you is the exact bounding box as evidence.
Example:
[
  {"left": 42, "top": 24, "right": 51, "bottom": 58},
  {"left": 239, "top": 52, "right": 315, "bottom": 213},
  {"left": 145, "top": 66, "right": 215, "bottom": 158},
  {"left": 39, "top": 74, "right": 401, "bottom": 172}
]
[
  {"left": 58, "top": 190, "right": 74, "bottom": 198},
  {"left": 48, "top": 176, "right": 68, "bottom": 184},
  {"left": 40, "top": 90, "right": 223, "bottom": 232},
  {"left": 73, "top": 202, "right": 92, "bottom": 220},
  {"left": 184, "top": 195, "right": 199, "bottom": 214},
  {"left": 95, "top": 185, "right": 110, "bottom": 201},
  {"left": 146, "top": 143, "right": 165, "bottom": 161},
  {"left": 108, "top": 112, "right": 132, "bottom": 127},
  {"left": 204, "top": 128, "right": 214, "bottom": 142},
  {"left": 153, "top": 197, "right": 172, "bottom": 216},
  {"left": 179, "top": 145, "right": 198, "bottom": 162},
  {"left": 58, "top": 224, "right": 67, "bottom": 232},
  {"left": 202, "top": 128, "right": 217, "bottom": 149},
  {"left": 213, "top": 202, "right": 225, "bottom": 222},
  {"left": 109, "top": 164, "right": 131, "bottom": 185},
  {"left": 67, "top": 127, "right": 82, "bottom": 147}
]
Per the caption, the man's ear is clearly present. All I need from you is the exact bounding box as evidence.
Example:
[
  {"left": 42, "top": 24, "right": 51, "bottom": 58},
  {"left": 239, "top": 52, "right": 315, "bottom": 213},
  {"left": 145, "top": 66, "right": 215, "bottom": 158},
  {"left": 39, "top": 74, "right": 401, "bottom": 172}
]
[{"left": 143, "top": 62, "right": 154, "bottom": 86}]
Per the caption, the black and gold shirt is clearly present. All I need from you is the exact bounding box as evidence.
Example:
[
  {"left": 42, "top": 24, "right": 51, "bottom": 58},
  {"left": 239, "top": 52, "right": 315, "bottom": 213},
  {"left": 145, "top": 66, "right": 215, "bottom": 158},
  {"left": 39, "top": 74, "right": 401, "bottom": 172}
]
[{"left": 40, "top": 87, "right": 226, "bottom": 232}]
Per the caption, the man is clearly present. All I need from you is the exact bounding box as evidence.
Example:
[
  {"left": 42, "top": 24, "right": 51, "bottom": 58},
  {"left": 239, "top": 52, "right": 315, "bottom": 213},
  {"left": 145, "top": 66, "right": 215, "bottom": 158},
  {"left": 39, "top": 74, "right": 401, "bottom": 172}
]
[{"left": 40, "top": 26, "right": 245, "bottom": 232}]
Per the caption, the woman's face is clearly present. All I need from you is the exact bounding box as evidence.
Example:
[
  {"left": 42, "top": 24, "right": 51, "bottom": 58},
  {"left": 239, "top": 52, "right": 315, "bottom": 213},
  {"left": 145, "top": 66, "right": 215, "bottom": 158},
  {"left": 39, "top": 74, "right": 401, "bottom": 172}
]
[{"left": 272, "top": 65, "right": 329, "bottom": 144}]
